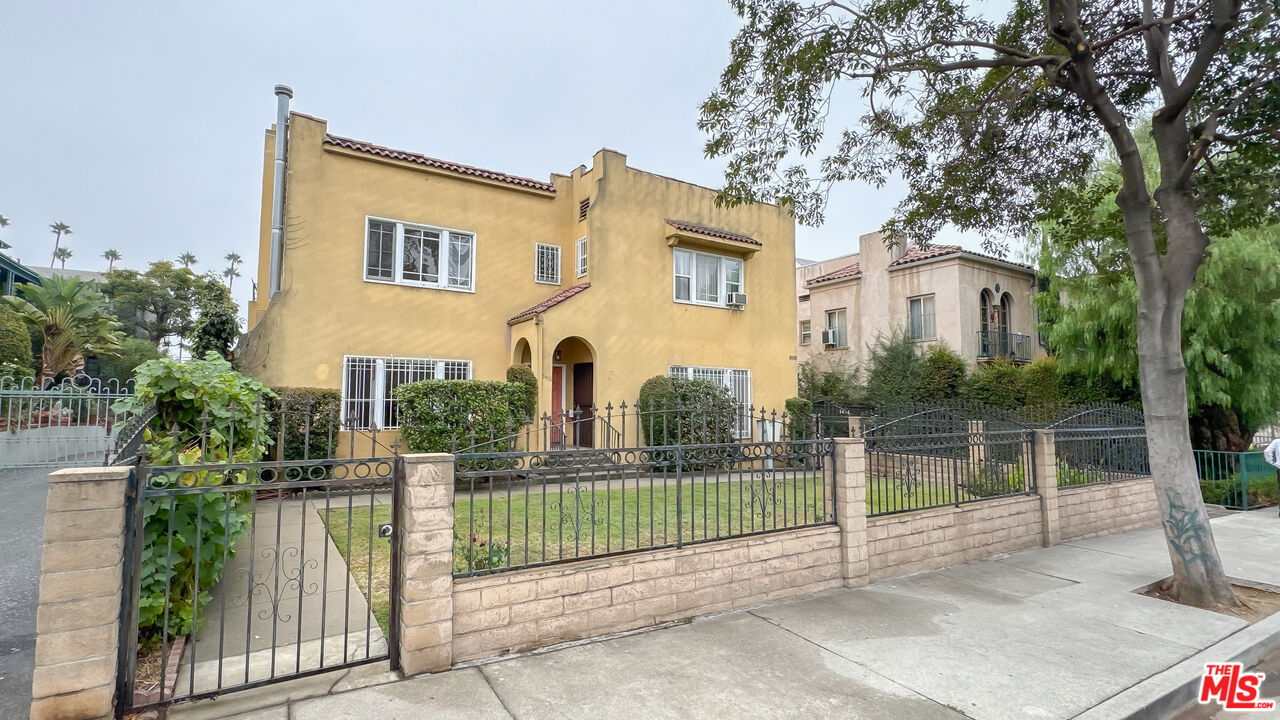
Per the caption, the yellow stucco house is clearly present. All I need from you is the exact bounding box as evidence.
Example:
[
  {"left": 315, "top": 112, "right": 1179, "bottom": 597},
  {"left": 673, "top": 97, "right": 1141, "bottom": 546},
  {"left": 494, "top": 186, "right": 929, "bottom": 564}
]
[
  {"left": 796, "top": 231, "right": 1047, "bottom": 372},
  {"left": 241, "top": 90, "right": 797, "bottom": 453}
]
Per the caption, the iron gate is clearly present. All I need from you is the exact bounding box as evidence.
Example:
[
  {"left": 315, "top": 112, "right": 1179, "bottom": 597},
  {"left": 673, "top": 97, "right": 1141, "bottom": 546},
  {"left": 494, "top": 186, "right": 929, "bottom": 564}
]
[
  {"left": 118, "top": 455, "right": 400, "bottom": 713},
  {"left": 0, "top": 375, "right": 134, "bottom": 468}
]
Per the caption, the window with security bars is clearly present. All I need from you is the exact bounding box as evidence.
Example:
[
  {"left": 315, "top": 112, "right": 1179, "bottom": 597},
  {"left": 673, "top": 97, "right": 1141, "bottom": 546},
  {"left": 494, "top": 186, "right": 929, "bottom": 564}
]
[
  {"left": 668, "top": 365, "right": 752, "bottom": 438},
  {"left": 342, "top": 355, "right": 472, "bottom": 430},
  {"left": 365, "top": 218, "right": 473, "bottom": 291},
  {"left": 535, "top": 243, "right": 561, "bottom": 284},
  {"left": 576, "top": 236, "right": 588, "bottom": 277}
]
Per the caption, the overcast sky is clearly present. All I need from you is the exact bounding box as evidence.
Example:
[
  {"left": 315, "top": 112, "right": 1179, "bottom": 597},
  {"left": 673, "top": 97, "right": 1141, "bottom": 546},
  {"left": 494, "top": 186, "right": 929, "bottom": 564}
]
[{"left": 0, "top": 1, "right": 985, "bottom": 313}]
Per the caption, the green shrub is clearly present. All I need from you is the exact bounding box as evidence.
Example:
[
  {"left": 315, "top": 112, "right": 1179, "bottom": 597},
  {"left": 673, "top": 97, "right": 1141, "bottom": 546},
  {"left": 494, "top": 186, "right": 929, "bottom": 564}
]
[
  {"left": 1022, "top": 356, "right": 1061, "bottom": 407},
  {"left": 505, "top": 365, "right": 537, "bottom": 424},
  {"left": 266, "top": 387, "right": 341, "bottom": 460},
  {"left": 0, "top": 303, "right": 33, "bottom": 383},
  {"left": 785, "top": 396, "right": 814, "bottom": 439},
  {"left": 967, "top": 360, "right": 1027, "bottom": 409},
  {"left": 90, "top": 337, "right": 161, "bottom": 387},
  {"left": 965, "top": 458, "right": 1028, "bottom": 497},
  {"left": 916, "top": 345, "right": 967, "bottom": 401},
  {"left": 636, "top": 375, "right": 737, "bottom": 446},
  {"left": 396, "top": 379, "right": 530, "bottom": 452},
  {"left": 116, "top": 352, "right": 276, "bottom": 643},
  {"left": 798, "top": 356, "right": 863, "bottom": 403},
  {"left": 865, "top": 330, "right": 920, "bottom": 409}
]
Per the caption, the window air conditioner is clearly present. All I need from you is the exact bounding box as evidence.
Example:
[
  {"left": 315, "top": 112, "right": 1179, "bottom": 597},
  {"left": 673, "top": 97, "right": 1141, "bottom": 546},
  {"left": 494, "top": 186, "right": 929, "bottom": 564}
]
[
  {"left": 822, "top": 329, "right": 839, "bottom": 346},
  {"left": 726, "top": 292, "right": 748, "bottom": 308}
]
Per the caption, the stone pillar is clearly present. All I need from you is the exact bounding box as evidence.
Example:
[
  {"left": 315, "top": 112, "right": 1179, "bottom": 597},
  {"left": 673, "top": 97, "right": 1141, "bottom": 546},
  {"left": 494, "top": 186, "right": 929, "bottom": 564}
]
[
  {"left": 847, "top": 416, "right": 863, "bottom": 438},
  {"left": 30, "top": 467, "right": 130, "bottom": 720},
  {"left": 1033, "top": 429, "right": 1061, "bottom": 547},
  {"left": 968, "top": 420, "right": 987, "bottom": 465},
  {"left": 397, "top": 453, "right": 456, "bottom": 675},
  {"left": 833, "top": 438, "right": 869, "bottom": 588}
]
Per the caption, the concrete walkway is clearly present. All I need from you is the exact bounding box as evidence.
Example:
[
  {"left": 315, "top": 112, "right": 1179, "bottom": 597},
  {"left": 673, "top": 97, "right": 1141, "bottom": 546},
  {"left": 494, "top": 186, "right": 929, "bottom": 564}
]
[{"left": 170, "top": 510, "right": 1280, "bottom": 720}]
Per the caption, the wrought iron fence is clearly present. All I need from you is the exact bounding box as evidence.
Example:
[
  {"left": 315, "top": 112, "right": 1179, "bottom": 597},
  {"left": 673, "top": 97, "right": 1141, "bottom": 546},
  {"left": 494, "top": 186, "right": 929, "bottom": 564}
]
[
  {"left": 452, "top": 437, "right": 835, "bottom": 577},
  {"left": 120, "top": 457, "right": 399, "bottom": 711},
  {"left": 865, "top": 417, "right": 1035, "bottom": 517},
  {"left": 1195, "top": 450, "right": 1278, "bottom": 511},
  {"left": 977, "top": 330, "right": 1033, "bottom": 363},
  {"left": 0, "top": 374, "right": 134, "bottom": 468},
  {"left": 1054, "top": 427, "right": 1150, "bottom": 488}
]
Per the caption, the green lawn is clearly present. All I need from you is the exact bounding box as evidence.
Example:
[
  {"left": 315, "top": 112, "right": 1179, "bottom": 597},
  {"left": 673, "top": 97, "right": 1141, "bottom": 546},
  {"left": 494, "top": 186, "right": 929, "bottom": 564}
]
[{"left": 323, "top": 472, "right": 976, "bottom": 632}]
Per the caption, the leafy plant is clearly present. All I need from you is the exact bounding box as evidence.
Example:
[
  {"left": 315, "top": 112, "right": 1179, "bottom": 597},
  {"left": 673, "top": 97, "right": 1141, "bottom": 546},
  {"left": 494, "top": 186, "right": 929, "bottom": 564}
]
[
  {"left": 3, "top": 275, "right": 123, "bottom": 379},
  {"left": 864, "top": 330, "right": 920, "bottom": 409},
  {"left": 453, "top": 529, "right": 511, "bottom": 574},
  {"left": 0, "top": 303, "right": 33, "bottom": 382},
  {"left": 967, "top": 360, "right": 1027, "bottom": 410},
  {"left": 916, "top": 345, "right": 967, "bottom": 402},
  {"left": 636, "top": 375, "right": 737, "bottom": 446},
  {"left": 505, "top": 365, "right": 537, "bottom": 424},
  {"left": 265, "top": 387, "right": 341, "bottom": 461},
  {"left": 190, "top": 280, "right": 240, "bottom": 359},
  {"left": 965, "top": 458, "right": 1028, "bottom": 498},
  {"left": 89, "top": 337, "right": 160, "bottom": 387},
  {"left": 785, "top": 396, "right": 814, "bottom": 440}
]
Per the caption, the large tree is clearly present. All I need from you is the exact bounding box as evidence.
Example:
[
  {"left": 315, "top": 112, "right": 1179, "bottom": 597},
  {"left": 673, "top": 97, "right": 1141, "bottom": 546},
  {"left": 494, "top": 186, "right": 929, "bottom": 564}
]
[
  {"left": 102, "top": 261, "right": 210, "bottom": 344},
  {"left": 48, "top": 221, "right": 71, "bottom": 267},
  {"left": 701, "top": 0, "right": 1279, "bottom": 607},
  {"left": 189, "top": 278, "right": 240, "bottom": 359}
]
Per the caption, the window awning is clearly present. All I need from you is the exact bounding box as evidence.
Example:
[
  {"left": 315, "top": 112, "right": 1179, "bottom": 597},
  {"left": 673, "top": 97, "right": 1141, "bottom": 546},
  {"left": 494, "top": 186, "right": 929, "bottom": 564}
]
[{"left": 664, "top": 220, "right": 760, "bottom": 257}]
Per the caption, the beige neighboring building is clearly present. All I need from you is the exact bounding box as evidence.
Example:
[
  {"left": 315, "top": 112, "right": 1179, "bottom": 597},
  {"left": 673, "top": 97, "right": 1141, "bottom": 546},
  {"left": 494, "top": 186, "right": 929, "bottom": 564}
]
[{"left": 797, "top": 231, "right": 1045, "bottom": 372}]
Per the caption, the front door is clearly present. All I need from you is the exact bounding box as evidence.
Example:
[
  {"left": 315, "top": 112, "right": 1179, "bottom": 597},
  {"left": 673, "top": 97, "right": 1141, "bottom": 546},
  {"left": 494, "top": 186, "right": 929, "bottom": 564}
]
[
  {"left": 551, "top": 365, "right": 566, "bottom": 446},
  {"left": 573, "top": 362, "right": 594, "bottom": 448}
]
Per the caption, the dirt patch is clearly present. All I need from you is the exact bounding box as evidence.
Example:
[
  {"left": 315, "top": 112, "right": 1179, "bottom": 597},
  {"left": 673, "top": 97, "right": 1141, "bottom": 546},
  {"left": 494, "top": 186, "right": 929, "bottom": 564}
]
[
  {"left": 1143, "top": 580, "right": 1280, "bottom": 623},
  {"left": 130, "top": 636, "right": 185, "bottom": 708}
]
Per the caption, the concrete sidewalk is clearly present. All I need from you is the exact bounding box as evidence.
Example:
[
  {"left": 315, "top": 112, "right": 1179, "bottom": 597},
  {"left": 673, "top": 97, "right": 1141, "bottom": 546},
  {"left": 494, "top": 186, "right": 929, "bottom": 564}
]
[{"left": 170, "top": 510, "right": 1280, "bottom": 720}]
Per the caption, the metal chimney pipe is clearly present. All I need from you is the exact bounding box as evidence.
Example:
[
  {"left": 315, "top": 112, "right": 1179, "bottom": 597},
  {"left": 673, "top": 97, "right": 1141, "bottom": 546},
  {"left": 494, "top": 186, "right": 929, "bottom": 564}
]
[{"left": 268, "top": 84, "right": 293, "bottom": 298}]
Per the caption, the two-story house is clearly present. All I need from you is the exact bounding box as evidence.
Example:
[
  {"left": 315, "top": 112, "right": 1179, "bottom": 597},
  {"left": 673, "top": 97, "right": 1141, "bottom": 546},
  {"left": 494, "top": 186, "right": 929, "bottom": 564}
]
[
  {"left": 240, "top": 89, "right": 797, "bottom": 453},
  {"left": 797, "top": 231, "right": 1044, "bottom": 371}
]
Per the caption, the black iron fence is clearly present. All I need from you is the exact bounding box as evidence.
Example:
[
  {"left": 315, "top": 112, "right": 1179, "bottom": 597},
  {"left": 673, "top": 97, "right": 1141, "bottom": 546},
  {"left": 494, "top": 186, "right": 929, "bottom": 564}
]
[
  {"left": 452, "top": 437, "right": 836, "bottom": 577},
  {"left": 119, "top": 457, "right": 399, "bottom": 712},
  {"left": 1054, "top": 427, "right": 1150, "bottom": 488}
]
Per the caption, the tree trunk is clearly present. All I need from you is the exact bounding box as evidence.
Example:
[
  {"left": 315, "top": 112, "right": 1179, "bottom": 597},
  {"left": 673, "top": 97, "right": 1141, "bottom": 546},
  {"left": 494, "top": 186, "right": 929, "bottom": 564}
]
[
  {"left": 1133, "top": 251, "right": 1240, "bottom": 609},
  {"left": 1189, "top": 406, "right": 1254, "bottom": 452}
]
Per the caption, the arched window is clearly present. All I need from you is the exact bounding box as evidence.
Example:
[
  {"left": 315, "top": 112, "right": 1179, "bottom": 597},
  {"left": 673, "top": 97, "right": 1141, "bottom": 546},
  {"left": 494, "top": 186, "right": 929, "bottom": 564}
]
[
  {"left": 999, "top": 292, "right": 1013, "bottom": 335},
  {"left": 980, "top": 289, "right": 994, "bottom": 334}
]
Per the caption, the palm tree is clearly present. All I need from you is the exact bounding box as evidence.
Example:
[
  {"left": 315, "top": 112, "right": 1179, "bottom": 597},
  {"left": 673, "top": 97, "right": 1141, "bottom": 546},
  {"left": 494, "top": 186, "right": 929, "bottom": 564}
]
[
  {"left": 49, "top": 222, "right": 72, "bottom": 267},
  {"left": 53, "top": 247, "right": 73, "bottom": 269},
  {"left": 103, "top": 249, "right": 122, "bottom": 271},
  {"left": 2, "top": 275, "right": 123, "bottom": 379},
  {"left": 178, "top": 251, "right": 197, "bottom": 268},
  {"left": 224, "top": 252, "right": 243, "bottom": 292},
  {"left": 0, "top": 215, "right": 10, "bottom": 229}
]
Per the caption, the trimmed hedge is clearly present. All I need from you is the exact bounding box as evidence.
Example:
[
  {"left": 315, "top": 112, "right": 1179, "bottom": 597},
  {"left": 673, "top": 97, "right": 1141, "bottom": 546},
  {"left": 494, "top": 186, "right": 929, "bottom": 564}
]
[
  {"left": 916, "top": 344, "right": 967, "bottom": 401},
  {"left": 505, "top": 365, "right": 537, "bottom": 424},
  {"left": 396, "top": 379, "right": 531, "bottom": 452},
  {"left": 636, "top": 375, "right": 737, "bottom": 446},
  {"left": 266, "top": 387, "right": 341, "bottom": 460},
  {"left": 0, "top": 303, "right": 33, "bottom": 382}
]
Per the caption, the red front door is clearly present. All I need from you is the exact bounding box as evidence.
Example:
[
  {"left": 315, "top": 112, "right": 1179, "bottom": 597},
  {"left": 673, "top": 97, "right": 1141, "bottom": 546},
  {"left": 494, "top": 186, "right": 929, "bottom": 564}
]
[{"left": 551, "top": 365, "right": 565, "bottom": 446}]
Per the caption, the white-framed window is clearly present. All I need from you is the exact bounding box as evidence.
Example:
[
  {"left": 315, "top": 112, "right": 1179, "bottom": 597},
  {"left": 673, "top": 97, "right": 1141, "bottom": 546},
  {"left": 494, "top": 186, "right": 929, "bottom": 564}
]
[
  {"left": 364, "top": 217, "right": 474, "bottom": 291},
  {"left": 668, "top": 365, "right": 752, "bottom": 439},
  {"left": 908, "top": 295, "right": 936, "bottom": 341},
  {"left": 576, "top": 236, "right": 588, "bottom": 277},
  {"left": 825, "top": 309, "right": 847, "bottom": 348},
  {"left": 799, "top": 321, "right": 811, "bottom": 345},
  {"left": 672, "top": 248, "right": 744, "bottom": 307},
  {"left": 341, "top": 355, "right": 472, "bottom": 430},
  {"left": 535, "top": 243, "right": 561, "bottom": 285}
]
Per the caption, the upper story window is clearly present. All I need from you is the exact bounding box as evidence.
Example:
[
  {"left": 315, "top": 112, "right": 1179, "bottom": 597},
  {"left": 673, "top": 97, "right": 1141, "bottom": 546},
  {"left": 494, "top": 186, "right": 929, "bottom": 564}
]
[
  {"left": 673, "top": 248, "right": 744, "bottom": 308},
  {"left": 536, "top": 243, "right": 561, "bottom": 284},
  {"left": 799, "top": 321, "right": 811, "bottom": 345},
  {"left": 576, "top": 236, "right": 588, "bottom": 277},
  {"left": 824, "top": 309, "right": 847, "bottom": 348},
  {"left": 908, "top": 295, "right": 936, "bottom": 340},
  {"left": 365, "top": 217, "right": 473, "bottom": 291}
]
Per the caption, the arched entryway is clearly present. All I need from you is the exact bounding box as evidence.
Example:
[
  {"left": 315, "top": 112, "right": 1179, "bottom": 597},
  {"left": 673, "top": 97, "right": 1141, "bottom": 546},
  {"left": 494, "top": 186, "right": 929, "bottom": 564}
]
[
  {"left": 550, "top": 337, "right": 596, "bottom": 448},
  {"left": 513, "top": 337, "right": 532, "bottom": 366}
]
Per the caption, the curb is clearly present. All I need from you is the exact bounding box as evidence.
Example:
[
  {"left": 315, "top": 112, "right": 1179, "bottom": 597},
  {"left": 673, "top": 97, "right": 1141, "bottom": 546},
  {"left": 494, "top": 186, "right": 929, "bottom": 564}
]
[{"left": 1076, "top": 608, "right": 1280, "bottom": 719}]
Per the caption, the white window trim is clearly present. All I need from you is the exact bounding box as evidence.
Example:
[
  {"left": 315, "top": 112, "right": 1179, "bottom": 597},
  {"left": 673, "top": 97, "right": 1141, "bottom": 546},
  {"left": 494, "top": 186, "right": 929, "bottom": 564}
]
[
  {"left": 667, "top": 364, "right": 753, "bottom": 439},
  {"left": 825, "top": 308, "right": 848, "bottom": 349},
  {"left": 908, "top": 294, "right": 937, "bottom": 341},
  {"left": 362, "top": 216, "right": 477, "bottom": 293},
  {"left": 799, "top": 321, "right": 811, "bottom": 346},
  {"left": 672, "top": 248, "right": 745, "bottom": 308},
  {"left": 575, "top": 236, "right": 588, "bottom": 278},
  {"left": 340, "top": 354, "right": 472, "bottom": 430},
  {"left": 535, "top": 243, "right": 562, "bottom": 285}
]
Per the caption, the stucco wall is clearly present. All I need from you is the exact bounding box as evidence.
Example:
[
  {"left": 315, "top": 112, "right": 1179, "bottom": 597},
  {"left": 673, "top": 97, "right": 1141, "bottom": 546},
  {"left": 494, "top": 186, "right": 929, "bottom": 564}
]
[
  {"left": 242, "top": 112, "right": 797, "bottom": 434},
  {"left": 451, "top": 526, "right": 842, "bottom": 662}
]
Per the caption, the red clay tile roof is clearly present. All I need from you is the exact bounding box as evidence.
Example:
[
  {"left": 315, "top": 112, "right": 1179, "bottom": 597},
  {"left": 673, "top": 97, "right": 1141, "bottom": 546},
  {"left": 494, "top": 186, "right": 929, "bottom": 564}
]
[
  {"left": 508, "top": 283, "right": 590, "bottom": 324},
  {"left": 665, "top": 219, "right": 761, "bottom": 247},
  {"left": 323, "top": 134, "right": 557, "bottom": 193},
  {"left": 889, "top": 244, "right": 1032, "bottom": 271},
  {"left": 807, "top": 262, "right": 862, "bottom": 286}
]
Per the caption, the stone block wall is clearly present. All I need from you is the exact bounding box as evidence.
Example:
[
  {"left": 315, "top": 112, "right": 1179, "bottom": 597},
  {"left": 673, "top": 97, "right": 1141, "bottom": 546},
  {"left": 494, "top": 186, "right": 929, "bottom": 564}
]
[
  {"left": 450, "top": 526, "right": 841, "bottom": 662},
  {"left": 1058, "top": 477, "right": 1161, "bottom": 542}
]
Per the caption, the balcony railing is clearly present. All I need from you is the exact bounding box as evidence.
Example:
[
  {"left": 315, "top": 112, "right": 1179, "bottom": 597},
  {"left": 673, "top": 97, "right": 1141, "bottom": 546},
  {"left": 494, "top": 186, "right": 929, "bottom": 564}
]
[{"left": 978, "top": 331, "right": 1033, "bottom": 363}]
